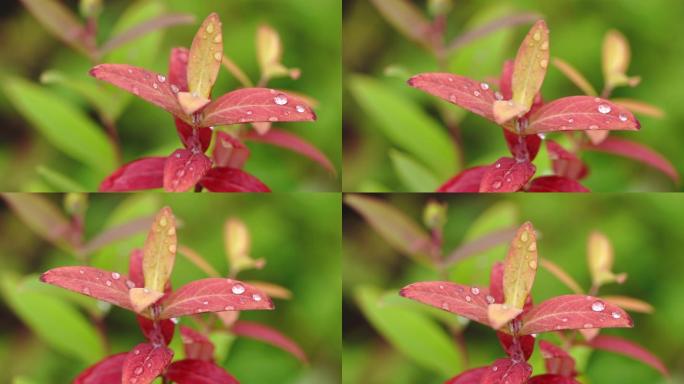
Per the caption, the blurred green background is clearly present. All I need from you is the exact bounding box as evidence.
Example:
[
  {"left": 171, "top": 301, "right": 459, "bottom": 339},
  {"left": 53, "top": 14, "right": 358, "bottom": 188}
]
[
  {"left": 343, "top": 0, "right": 683, "bottom": 192},
  {"left": 0, "top": 0, "right": 341, "bottom": 191},
  {"left": 343, "top": 193, "right": 684, "bottom": 383},
  {"left": 0, "top": 193, "right": 341, "bottom": 383}
]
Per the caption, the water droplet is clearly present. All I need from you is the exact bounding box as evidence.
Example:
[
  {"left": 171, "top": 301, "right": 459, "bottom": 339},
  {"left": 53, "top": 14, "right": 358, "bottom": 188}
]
[
  {"left": 105, "top": 280, "right": 112, "bottom": 286},
  {"left": 479, "top": 82, "right": 490, "bottom": 90},
  {"left": 538, "top": 133, "right": 547, "bottom": 140},
  {"left": 134, "top": 349, "right": 140, "bottom": 355},
  {"left": 492, "top": 366, "right": 498, "bottom": 372},
  {"left": 584, "top": 323, "right": 593, "bottom": 329},
  {"left": 528, "top": 260, "right": 537, "bottom": 269},
  {"left": 171, "top": 317, "right": 179, "bottom": 324},
  {"left": 473, "top": 90, "right": 480, "bottom": 97},
  {"left": 126, "top": 280, "right": 136, "bottom": 289},
  {"left": 195, "top": 308, "right": 205, "bottom": 313},
  {"left": 505, "top": 177, "right": 512, "bottom": 183},
  {"left": 252, "top": 294, "right": 262, "bottom": 302},
  {"left": 611, "top": 311, "right": 621, "bottom": 319},
  {"left": 486, "top": 295, "right": 495, "bottom": 304},
  {"left": 465, "top": 295, "right": 472, "bottom": 302},
  {"left": 133, "top": 366, "right": 143, "bottom": 375},
  {"left": 82, "top": 287, "right": 91, "bottom": 295},
  {"left": 528, "top": 242, "right": 537, "bottom": 252},
  {"left": 202, "top": 301, "right": 209, "bottom": 305},
  {"left": 213, "top": 34, "right": 222, "bottom": 43},
  {"left": 157, "top": 75, "right": 166, "bottom": 83},
  {"left": 521, "top": 231, "right": 529, "bottom": 242},
  {"left": 598, "top": 104, "right": 611, "bottom": 114},
  {"left": 495, "top": 162, "right": 502, "bottom": 169},
  {"left": 143, "top": 288, "right": 150, "bottom": 294},
  {"left": 470, "top": 287, "right": 480, "bottom": 295},
  {"left": 591, "top": 301, "right": 606, "bottom": 312},
  {"left": 112, "top": 272, "right": 121, "bottom": 280},
  {"left": 168, "top": 244, "right": 176, "bottom": 253},
  {"left": 494, "top": 91, "right": 503, "bottom": 100},
  {"left": 167, "top": 227, "right": 175, "bottom": 236},
  {"left": 132, "top": 87, "right": 140, "bottom": 95},
  {"left": 589, "top": 125, "right": 599, "bottom": 130},
  {"left": 533, "top": 31, "right": 541, "bottom": 41},
  {"left": 268, "top": 116, "right": 278, "bottom": 122},
  {"left": 568, "top": 118, "right": 574, "bottom": 123},
  {"left": 439, "top": 285, "right": 445, "bottom": 289},
  {"left": 206, "top": 23, "right": 215, "bottom": 34},
  {"left": 541, "top": 41, "right": 549, "bottom": 50},
  {"left": 79, "top": 269, "right": 85, "bottom": 274},
  {"left": 232, "top": 284, "right": 245, "bottom": 295},
  {"left": 213, "top": 52, "right": 222, "bottom": 61},
  {"left": 540, "top": 59, "right": 548, "bottom": 68},
  {"left": 561, "top": 317, "right": 568, "bottom": 322},
  {"left": 492, "top": 180, "right": 503, "bottom": 189},
  {"left": 127, "top": 69, "right": 133, "bottom": 74},
  {"left": 246, "top": 110, "right": 253, "bottom": 115},
  {"left": 170, "top": 84, "right": 180, "bottom": 93},
  {"left": 618, "top": 113, "right": 628, "bottom": 122},
  {"left": 449, "top": 94, "right": 457, "bottom": 102},
  {"left": 274, "top": 94, "right": 289, "bottom": 105},
  {"left": 441, "top": 302, "right": 450, "bottom": 310},
  {"left": 295, "top": 105, "right": 306, "bottom": 113},
  {"left": 224, "top": 305, "right": 235, "bottom": 311},
  {"left": 159, "top": 217, "right": 167, "bottom": 227}
]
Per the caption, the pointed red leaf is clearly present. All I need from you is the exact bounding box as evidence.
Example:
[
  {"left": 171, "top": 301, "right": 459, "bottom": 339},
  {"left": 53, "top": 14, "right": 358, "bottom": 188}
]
[
  {"left": 175, "top": 118, "right": 213, "bottom": 153},
  {"left": 231, "top": 320, "right": 308, "bottom": 363},
  {"left": 528, "top": 374, "right": 581, "bottom": 384},
  {"left": 546, "top": 141, "right": 588, "bottom": 179},
  {"left": 539, "top": 340, "right": 576, "bottom": 377},
  {"left": 199, "top": 88, "right": 316, "bottom": 127},
  {"left": 129, "top": 248, "right": 145, "bottom": 288},
  {"left": 445, "top": 367, "right": 489, "bottom": 384},
  {"left": 500, "top": 60, "right": 514, "bottom": 99},
  {"left": 180, "top": 326, "right": 215, "bottom": 361},
  {"left": 213, "top": 132, "right": 250, "bottom": 169},
  {"left": 89, "top": 64, "right": 188, "bottom": 120},
  {"left": 137, "top": 316, "right": 175, "bottom": 346},
  {"left": 527, "top": 176, "right": 589, "bottom": 192},
  {"left": 99, "top": 157, "right": 165, "bottom": 192},
  {"left": 163, "top": 149, "right": 212, "bottom": 192},
  {"left": 40, "top": 266, "right": 134, "bottom": 311},
  {"left": 585, "top": 137, "right": 679, "bottom": 184},
  {"left": 503, "top": 129, "right": 541, "bottom": 162},
  {"left": 74, "top": 353, "right": 126, "bottom": 384},
  {"left": 481, "top": 358, "right": 532, "bottom": 384},
  {"left": 497, "top": 332, "right": 535, "bottom": 361},
  {"left": 489, "top": 261, "right": 505, "bottom": 303},
  {"left": 168, "top": 47, "right": 189, "bottom": 91},
  {"left": 526, "top": 96, "right": 640, "bottom": 134},
  {"left": 520, "top": 295, "right": 632, "bottom": 335},
  {"left": 479, "top": 157, "right": 536, "bottom": 192},
  {"left": 399, "top": 282, "right": 492, "bottom": 327},
  {"left": 165, "top": 359, "right": 239, "bottom": 384},
  {"left": 408, "top": 73, "right": 499, "bottom": 124},
  {"left": 437, "top": 166, "right": 488, "bottom": 192},
  {"left": 200, "top": 167, "right": 271, "bottom": 192},
  {"left": 159, "top": 278, "right": 274, "bottom": 319},
  {"left": 244, "top": 128, "right": 336, "bottom": 174},
  {"left": 586, "top": 335, "right": 668, "bottom": 377},
  {"left": 122, "top": 343, "right": 173, "bottom": 384}
]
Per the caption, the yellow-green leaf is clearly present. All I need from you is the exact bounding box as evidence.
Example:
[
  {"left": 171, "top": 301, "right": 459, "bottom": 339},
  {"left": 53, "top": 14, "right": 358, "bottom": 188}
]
[
  {"left": 143, "top": 207, "right": 177, "bottom": 292},
  {"left": 587, "top": 231, "right": 626, "bottom": 287},
  {"left": 187, "top": 13, "right": 222, "bottom": 99},
  {"left": 370, "top": 0, "right": 433, "bottom": 48},
  {"left": 511, "top": 20, "right": 549, "bottom": 113},
  {"left": 612, "top": 98, "right": 665, "bottom": 118},
  {"left": 488, "top": 303, "right": 522, "bottom": 330},
  {"left": 129, "top": 287, "right": 164, "bottom": 314},
  {"left": 503, "top": 222, "right": 537, "bottom": 309},
  {"left": 552, "top": 57, "right": 597, "bottom": 97},
  {"left": 224, "top": 218, "right": 263, "bottom": 275},
  {"left": 257, "top": 24, "right": 299, "bottom": 81},
  {"left": 602, "top": 30, "right": 640, "bottom": 90},
  {"left": 20, "top": 0, "right": 91, "bottom": 57}
]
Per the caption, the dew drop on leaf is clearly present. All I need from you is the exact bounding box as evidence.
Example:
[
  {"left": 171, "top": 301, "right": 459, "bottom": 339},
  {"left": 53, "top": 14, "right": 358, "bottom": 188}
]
[
  {"left": 82, "top": 287, "right": 91, "bottom": 295},
  {"left": 105, "top": 280, "right": 112, "bottom": 286},
  {"left": 252, "top": 294, "right": 262, "bottom": 302},
  {"left": 171, "top": 317, "right": 179, "bottom": 324},
  {"left": 473, "top": 90, "right": 480, "bottom": 97},
  {"left": 486, "top": 295, "right": 495, "bottom": 304},
  {"left": 540, "top": 59, "right": 548, "bottom": 68},
  {"left": 618, "top": 113, "right": 628, "bottom": 122},
  {"left": 465, "top": 295, "right": 472, "bottom": 302},
  {"left": 611, "top": 311, "right": 622, "bottom": 319},
  {"left": 480, "top": 82, "right": 490, "bottom": 90},
  {"left": 591, "top": 301, "right": 606, "bottom": 312},
  {"left": 112, "top": 272, "right": 120, "bottom": 280},
  {"left": 492, "top": 180, "right": 503, "bottom": 189},
  {"left": 171, "top": 84, "right": 180, "bottom": 93},
  {"left": 213, "top": 52, "right": 222, "bottom": 61},
  {"left": 598, "top": 104, "right": 612, "bottom": 114},
  {"left": 132, "top": 87, "right": 140, "bottom": 95},
  {"left": 470, "top": 287, "right": 480, "bottom": 295},
  {"left": 232, "top": 283, "right": 245, "bottom": 295},
  {"left": 274, "top": 94, "right": 289, "bottom": 105},
  {"left": 157, "top": 75, "right": 166, "bottom": 83},
  {"left": 295, "top": 105, "right": 306, "bottom": 113},
  {"left": 133, "top": 366, "right": 143, "bottom": 375}
]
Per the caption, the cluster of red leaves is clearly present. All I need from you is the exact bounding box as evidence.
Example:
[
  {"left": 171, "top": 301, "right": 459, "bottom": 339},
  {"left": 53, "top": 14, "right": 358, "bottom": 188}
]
[
  {"left": 400, "top": 222, "right": 668, "bottom": 384},
  {"left": 93, "top": 13, "right": 329, "bottom": 192},
  {"left": 409, "top": 20, "right": 676, "bottom": 192},
  {"left": 40, "top": 207, "right": 277, "bottom": 383}
]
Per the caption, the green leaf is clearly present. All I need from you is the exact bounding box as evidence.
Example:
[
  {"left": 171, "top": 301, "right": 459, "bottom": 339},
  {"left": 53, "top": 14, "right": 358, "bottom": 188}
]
[
  {"left": 389, "top": 150, "right": 439, "bottom": 192},
  {"left": 40, "top": 70, "right": 116, "bottom": 122},
  {"left": 349, "top": 75, "right": 458, "bottom": 179},
  {"left": 1, "top": 193, "right": 77, "bottom": 249},
  {"left": 37, "top": 165, "right": 88, "bottom": 192},
  {"left": 20, "top": 0, "right": 91, "bottom": 57},
  {"left": 355, "top": 286, "right": 461, "bottom": 376},
  {"left": 2, "top": 77, "right": 117, "bottom": 175},
  {"left": 0, "top": 273, "right": 105, "bottom": 364}
]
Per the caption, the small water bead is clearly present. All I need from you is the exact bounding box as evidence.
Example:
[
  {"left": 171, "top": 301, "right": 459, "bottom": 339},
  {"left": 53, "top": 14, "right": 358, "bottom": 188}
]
[
  {"left": 495, "top": 162, "right": 502, "bottom": 169},
  {"left": 494, "top": 91, "right": 503, "bottom": 100},
  {"left": 561, "top": 317, "right": 568, "bottom": 322},
  {"left": 591, "top": 301, "right": 606, "bottom": 312},
  {"left": 528, "top": 260, "right": 537, "bottom": 269},
  {"left": 268, "top": 116, "right": 278, "bottom": 122},
  {"left": 465, "top": 295, "right": 472, "bottom": 302},
  {"left": 170, "top": 84, "right": 180, "bottom": 93},
  {"left": 246, "top": 110, "right": 253, "bottom": 115},
  {"left": 589, "top": 125, "right": 599, "bottom": 130},
  {"left": 112, "top": 272, "right": 121, "bottom": 280},
  {"left": 213, "top": 34, "right": 222, "bottom": 43},
  {"left": 541, "top": 41, "right": 549, "bottom": 50},
  {"left": 611, "top": 311, "right": 622, "bottom": 319},
  {"left": 538, "top": 132, "right": 547, "bottom": 140},
  {"left": 202, "top": 301, "right": 209, "bottom": 305},
  {"left": 598, "top": 104, "right": 612, "bottom": 114},
  {"left": 168, "top": 244, "right": 177, "bottom": 253},
  {"left": 224, "top": 305, "right": 235, "bottom": 311},
  {"left": 132, "top": 87, "right": 140, "bottom": 95},
  {"left": 83, "top": 287, "right": 91, "bottom": 295},
  {"left": 206, "top": 23, "right": 215, "bottom": 34},
  {"left": 143, "top": 288, "right": 150, "bottom": 294},
  {"left": 79, "top": 269, "right": 85, "bottom": 274},
  {"left": 157, "top": 74, "right": 166, "bottom": 83},
  {"left": 540, "top": 59, "right": 548, "bottom": 68},
  {"left": 159, "top": 217, "right": 168, "bottom": 226},
  {"left": 171, "top": 317, "right": 180, "bottom": 324},
  {"left": 492, "top": 366, "right": 499, "bottom": 372},
  {"left": 505, "top": 177, "right": 512, "bottom": 183},
  {"left": 486, "top": 295, "right": 495, "bottom": 304},
  {"left": 252, "top": 294, "right": 262, "bottom": 302},
  {"left": 232, "top": 283, "right": 246, "bottom": 295},
  {"left": 127, "top": 69, "right": 133, "bottom": 74},
  {"left": 473, "top": 90, "right": 481, "bottom": 97},
  {"left": 105, "top": 280, "right": 112, "bottom": 287},
  {"left": 167, "top": 227, "right": 175, "bottom": 236},
  {"left": 568, "top": 118, "right": 574, "bottom": 123},
  {"left": 126, "top": 280, "right": 136, "bottom": 289},
  {"left": 584, "top": 323, "right": 593, "bottom": 329},
  {"left": 213, "top": 52, "right": 222, "bottom": 61},
  {"left": 274, "top": 94, "right": 288, "bottom": 105},
  {"left": 521, "top": 231, "right": 529, "bottom": 242},
  {"left": 470, "top": 287, "right": 480, "bottom": 295},
  {"left": 133, "top": 366, "right": 144, "bottom": 375},
  {"left": 295, "top": 105, "right": 306, "bottom": 113},
  {"left": 528, "top": 242, "right": 537, "bottom": 252},
  {"left": 441, "top": 302, "right": 450, "bottom": 310},
  {"left": 618, "top": 113, "right": 628, "bottom": 122},
  {"left": 479, "top": 82, "right": 490, "bottom": 91},
  {"left": 491, "top": 180, "right": 503, "bottom": 190}
]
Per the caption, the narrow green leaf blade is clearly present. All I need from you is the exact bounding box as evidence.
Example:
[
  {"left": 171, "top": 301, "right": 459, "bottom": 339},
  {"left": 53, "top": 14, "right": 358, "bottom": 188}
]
[{"left": 389, "top": 150, "right": 439, "bottom": 191}]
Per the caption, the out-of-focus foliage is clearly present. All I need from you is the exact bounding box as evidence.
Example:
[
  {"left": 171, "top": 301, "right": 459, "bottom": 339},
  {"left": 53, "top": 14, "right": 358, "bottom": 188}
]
[
  {"left": 0, "top": 193, "right": 341, "bottom": 383},
  {"left": 343, "top": 194, "right": 684, "bottom": 383},
  {"left": 343, "top": 0, "right": 684, "bottom": 191},
  {"left": 0, "top": 0, "right": 341, "bottom": 191}
]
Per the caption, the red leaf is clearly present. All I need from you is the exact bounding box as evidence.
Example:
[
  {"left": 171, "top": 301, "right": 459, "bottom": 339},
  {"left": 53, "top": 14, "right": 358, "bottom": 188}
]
[
  {"left": 89, "top": 64, "right": 188, "bottom": 120},
  {"left": 489, "top": 261, "right": 505, "bottom": 303},
  {"left": 400, "top": 282, "right": 492, "bottom": 327},
  {"left": 163, "top": 149, "right": 212, "bottom": 192},
  {"left": 585, "top": 137, "right": 679, "bottom": 184},
  {"left": 122, "top": 343, "right": 173, "bottom": 384},
  {"left": 99, "top": 157, "right": 165, "bottom": 192},
  {"left": 587, "top": 335, "right": 669, "bottom": 377},
  {"left": 539, "top": 340, "right": 576, "bottom": 377},
  {"left": 500, "top": 60, "right": 514, "bottom": 99},
  {"left": 200, "top": 167, "right": 271, "bottom": 192},
  {"left": 444, "top": 367, "right": 489, "bottom": 384},
  {"left": 479, "top": 157, "right": 536, "bottom": 192},
  {"left": 497, "top": 332, "right": 535, "bottom": 361},
  {"left": 437, "top": 166, "right": 488, "bottom": 192},
  {"left": 180, "top": 326, "right": 215, "bottom": 361},
  {"left": 526, "top": 96, "right": 640, "bottom": 134},
  {"left": 199, "top": 88, "right": 316, "bottom": 127},
  {"left": 168, "top": 47, "right": 189, "bottom": 91},
  {"left": 175, "top": 118, "right": 213, "bottom": 153},
  {"left": 40, "top": 266, "right": 134, "bottom": 311},
  {"left": 165, "top": 359, "right": 239, "bottom": 384},
  {"left": 244, "top": 128, "right": 336, "bottom": 174},
  {"left": 231, "top": 320, "right": 308, "bottom": 363},
  {"left": 546, "top": 141, "right": 588, "bottom": 179},
  {"left": 213, "top": 132, "right": 250, "bottom": 169},
  {"left": 408, "top": 73, "right": 499, "bottom": 124},
  {"left": 159, "top": 278, "right": 274, "bottom": 319},
  {"left": 527, "top": 176, "right": 590, "bottom": 192},
  {"left": 481, "top": 358, "right": 532, "bottom": 384},
  {"left": 137, "top": 315, "right": 175, "bottom": 346},
  {"left": 520, "top": 295, "right": 632, "bottom": 335},
  {"left": 503, "top": 129, "right": 541, "bottom": 162},
  {"left": 527, "top": 374, "right": 581, "bottom": 384},
  {"left": 74, "top": 353, "right": 126, "bottom": 384},
  {"left": 129, "top": 248, "right": 145, "bottom": 288}
]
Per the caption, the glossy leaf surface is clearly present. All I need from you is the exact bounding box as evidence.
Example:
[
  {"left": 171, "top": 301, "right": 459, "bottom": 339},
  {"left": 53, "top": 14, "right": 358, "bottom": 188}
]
[
  {"left": 187, "top": 13, "right": 222, "bottom": 99},
  {"left": 479, "top": 157, "right": 536, "bottom": 193},
  {"left": 99, "top": 157, "right": 165, "bottom": 192},
  {"left": 511, "top": 20, "right": 549, "bottom": 112},
  {"left": 213, "top": 132, "right": 250, "bottom": 169},
  {"left": 200, "top": 167, "right": 271, "bottom": 192},
  {"left": 437, "top": 166, "right": 488, "bottom": 192},
  {"left": 142, "top": 207, "right": 177, "bottom": 293},
  {"left": 137, "top": 315, "right": 174, "bottom": 346},
  {"left": 163, "top": 149, "right": 212, "bottom": 192},
  {"left": 121, "top": 343, "right": 173, "bottom": 384},
  {"left": 73, "top": 353, "right": 126, "bottom": 384},
  {"left": 503, "top": 222, "right": 537, "bottom": 309},
  {"left": 400, "top": 282, "right": 491, "bottom": 327},
  {"left": 40, "top": 266, "right": 133, "bottom": 311},
  {"left": 445, "top": 367, "right": 489, "bottom": 384},
  {"left": 546, "top": 141, "right": 588, "bottom": 180},
  {"left": 165, "top": 359, "right": 239, "bottom": 384},
  {"left": 539, "top": 340, "right": 576, "bottom": 377},
  {"left": 180, "top": 326, "right": 215, "bottom": 361},
  {"left": 481, "top": 358, "right": 532, "bottom": 384}
]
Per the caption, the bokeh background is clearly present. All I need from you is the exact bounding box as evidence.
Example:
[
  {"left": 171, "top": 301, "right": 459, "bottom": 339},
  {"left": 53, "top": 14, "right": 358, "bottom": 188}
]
[
  {"left": 0, "top": 0, "right": 341, "bottom": 191},
  {"left": 343, "top": 0, "right": 684, "bottom": 192},
  {"left": 343, "top": 193, "right": 684, "bottom": 383},
  {"left": 0, "top": 193, "right": 341, "bottom": 383}
]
